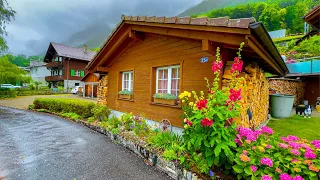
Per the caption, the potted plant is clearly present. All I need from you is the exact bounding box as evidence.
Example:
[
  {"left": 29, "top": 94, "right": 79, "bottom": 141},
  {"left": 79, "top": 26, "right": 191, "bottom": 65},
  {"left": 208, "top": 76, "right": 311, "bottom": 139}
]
[
  {"left": 118, "top": 90, "right": 132, "bottom": 99},
  {"left": 153, "top": 93, "right": 177, "bottom": 105}
]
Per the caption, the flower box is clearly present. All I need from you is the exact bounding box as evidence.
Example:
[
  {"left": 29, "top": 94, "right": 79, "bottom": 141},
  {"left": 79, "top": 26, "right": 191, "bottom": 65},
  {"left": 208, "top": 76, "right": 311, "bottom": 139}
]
[
  {"left": 119, "top": 94, "right": 131, "bottom": 99},
  {"left": 154, "top": 98, "right": 177, "bottom": 105}
]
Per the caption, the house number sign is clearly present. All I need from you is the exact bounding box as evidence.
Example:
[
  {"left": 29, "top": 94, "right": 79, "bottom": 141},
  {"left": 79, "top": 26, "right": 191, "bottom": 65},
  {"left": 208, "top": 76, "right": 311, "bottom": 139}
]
[{"left": 200, "top": 57, "right": 208, "bottom": 63}]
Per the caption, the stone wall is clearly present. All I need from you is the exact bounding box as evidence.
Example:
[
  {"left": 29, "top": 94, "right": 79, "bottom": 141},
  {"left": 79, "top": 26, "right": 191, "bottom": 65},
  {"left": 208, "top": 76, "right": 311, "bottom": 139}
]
[{"left": 97, "top": 75, "right": 108, "bottom": 105}]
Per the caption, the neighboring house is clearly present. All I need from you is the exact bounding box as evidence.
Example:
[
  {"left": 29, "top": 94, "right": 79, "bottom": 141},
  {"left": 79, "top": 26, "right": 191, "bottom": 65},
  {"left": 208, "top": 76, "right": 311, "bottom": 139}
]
[
  {"left": 43, "top": 42, "right": 96, "bottom": 89},
  {"left": 86, "top": 15, "right": 287, "bottom": 129},
  {"left": 29, "top": 60, "right": 51, "bottom": 86}
]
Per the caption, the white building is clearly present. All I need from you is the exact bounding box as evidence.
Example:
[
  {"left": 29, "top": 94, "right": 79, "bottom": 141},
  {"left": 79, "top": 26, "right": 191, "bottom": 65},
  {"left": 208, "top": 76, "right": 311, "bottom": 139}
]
[{"left": 29, "top": 60, "right": 51, "bottom": 86}]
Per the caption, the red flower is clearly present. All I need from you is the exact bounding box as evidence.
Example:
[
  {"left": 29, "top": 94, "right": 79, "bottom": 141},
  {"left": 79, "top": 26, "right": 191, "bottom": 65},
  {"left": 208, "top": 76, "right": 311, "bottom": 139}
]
[
  {"left": 201, "top": 118, "right": 214, "bottom": 127},
  {"left": 185, "top": 119, "right": 193, "bottom": 126},
  {"left": 196, "top": 99, "right": 208, "bottom": 110},
  {"left": 211, "top": 61, "right": 223, "bottom": 72},
  {"left": 225, "top": 118, "right": 234, "bottom": 126},
  {"left": 228, "top": 89, "right": 242, "bottom": 102},
  {"left": 230, "top": 57, "right": 243, "bottom": 73}
]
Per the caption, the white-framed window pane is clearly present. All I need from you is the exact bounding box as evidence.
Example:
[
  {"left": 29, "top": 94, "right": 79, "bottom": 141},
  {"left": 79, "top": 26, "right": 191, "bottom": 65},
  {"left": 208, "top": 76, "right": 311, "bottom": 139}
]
[
  {"left": 122, "top": 71, "right": 133, "bottom": 91},
  {"left": 156, "top": 66, "right": 180, "bottom": 96}
]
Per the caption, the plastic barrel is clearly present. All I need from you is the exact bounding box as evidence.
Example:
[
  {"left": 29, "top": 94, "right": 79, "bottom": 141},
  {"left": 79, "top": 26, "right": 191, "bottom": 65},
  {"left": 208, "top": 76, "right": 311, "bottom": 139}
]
[{"left": 270, "top": 94, "right": 295, "bottom": 118}]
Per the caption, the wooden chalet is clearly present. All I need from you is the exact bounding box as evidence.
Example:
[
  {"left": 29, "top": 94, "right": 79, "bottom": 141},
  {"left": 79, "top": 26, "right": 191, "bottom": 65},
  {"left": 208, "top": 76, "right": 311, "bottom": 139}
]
[{"left": 86, "top": 15, "right": 288, "bottom": 127}]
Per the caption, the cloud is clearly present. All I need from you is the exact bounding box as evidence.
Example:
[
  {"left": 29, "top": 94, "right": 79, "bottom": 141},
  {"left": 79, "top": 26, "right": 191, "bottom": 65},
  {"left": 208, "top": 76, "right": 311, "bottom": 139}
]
[{"left": 5, "top": 0, "right": 200, "bottom": 56}]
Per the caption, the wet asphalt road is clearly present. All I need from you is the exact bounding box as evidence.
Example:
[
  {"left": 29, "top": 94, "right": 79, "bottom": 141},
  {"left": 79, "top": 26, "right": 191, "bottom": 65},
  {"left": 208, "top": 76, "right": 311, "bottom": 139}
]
[{"left": 0, "top": 106, "right": 169, "bottom": 180}]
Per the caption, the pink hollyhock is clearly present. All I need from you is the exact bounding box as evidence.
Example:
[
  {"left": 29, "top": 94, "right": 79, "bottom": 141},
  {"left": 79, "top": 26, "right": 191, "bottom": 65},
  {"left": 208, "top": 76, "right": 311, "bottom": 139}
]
[
  {"left": 279, "top": 174, "right": 292, "bottom": 180},
  {"left": 196, "top": 99, "right": 208, "bottom": 110},
  {"left": 290, "top": 149, "right": 301, "bottom": 156},
  {"left": 251, "top": 165, "right": 257, "bottom": 172},
  {"left": 304, "top": 150, "right": 317, "bottom": 159},
  {"left": 288, "top": 135, "right": 299, "bottom": 141},
  {"left": 261, "top": 157, "right": 273, "bottom": 167},
  {"left": 230, "top": 57, "right": 244, "bottom": 73},
  {"left": 201, "top": 118, "right": 213, "bottom": 127},
  {"left": 261, "top": 126, "right": 274, "bottom": 135},
  {"left": 212, "top": 61, "right": 223, "bottom": 72},
  {"left": 261, "top": 175, "right": 272, "bottom": 180},
  {"left": 292, "top": 176, "right": 304, "bottom": 180},
  {"left": 278, "top": 143, "right": 289, "bottom": 149},
  {"left": 228, "top": 89, "right": 242, "bottom": 102}
]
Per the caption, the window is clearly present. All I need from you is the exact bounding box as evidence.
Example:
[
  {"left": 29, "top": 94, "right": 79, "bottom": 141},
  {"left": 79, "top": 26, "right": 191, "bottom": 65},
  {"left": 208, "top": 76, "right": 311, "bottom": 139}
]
[
  {"left": 122, "top": 71, "right": 133, "bottom": 92},
  {"left": 156, "top": 65, "right": 180, "bottom": 96},
  {"left": 59, "top": 57, "right": 62, "bottom": 62},
  {"left": 59, "top": 69, "right": 63, "bottom": 75},
  {"left": 70, "top": 70, "right": 81, "bottom": 76},
  {"left": 53, "top": 70, "right": 58, "bottom": 76},
  {"left": 75, "top": 70, "right": 80, "bottom": 76}
]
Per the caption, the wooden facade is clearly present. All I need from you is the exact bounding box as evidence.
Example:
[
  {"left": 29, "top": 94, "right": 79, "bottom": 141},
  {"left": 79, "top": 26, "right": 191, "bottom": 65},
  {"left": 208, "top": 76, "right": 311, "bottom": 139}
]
[
  {"left": 81, "top": 73, "right": 99, "bottom": 98},
  {"left": 87, "top": 15, "right": 288, "bottom": 127}
]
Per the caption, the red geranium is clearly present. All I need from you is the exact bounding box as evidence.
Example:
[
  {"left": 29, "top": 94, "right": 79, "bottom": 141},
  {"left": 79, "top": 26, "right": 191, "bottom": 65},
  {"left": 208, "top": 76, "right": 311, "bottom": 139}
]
[
  {"left": 201, "top": 118, "right": 214, "bottom": 127},
  {"left": 196, "top": 99, "right": 208, "bottom": 110}
]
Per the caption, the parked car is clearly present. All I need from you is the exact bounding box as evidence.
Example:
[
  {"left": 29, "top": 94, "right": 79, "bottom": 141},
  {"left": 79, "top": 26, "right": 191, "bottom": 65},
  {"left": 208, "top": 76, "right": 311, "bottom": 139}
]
[
  {"left": 71, "top": 86, "right": 82, "bottom": 94},
  {"left": 0, "top": 84, "right": 15, "bottom": 89}
]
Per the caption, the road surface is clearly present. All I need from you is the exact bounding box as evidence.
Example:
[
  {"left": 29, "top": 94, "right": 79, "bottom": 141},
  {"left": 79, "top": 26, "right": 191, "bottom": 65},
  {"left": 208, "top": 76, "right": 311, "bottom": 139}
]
[{"left": 0, "top": 106, "right": 169, "bottom": 180}]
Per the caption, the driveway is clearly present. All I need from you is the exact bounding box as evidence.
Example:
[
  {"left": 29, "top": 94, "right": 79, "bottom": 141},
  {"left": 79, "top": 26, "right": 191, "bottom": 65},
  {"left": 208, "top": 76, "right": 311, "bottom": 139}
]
[
  {"left": 0, "top": 106, "right": 169, "bottom": 180},
  {"left": 0, "top": 94, "right": 96, "bottom": 110}
]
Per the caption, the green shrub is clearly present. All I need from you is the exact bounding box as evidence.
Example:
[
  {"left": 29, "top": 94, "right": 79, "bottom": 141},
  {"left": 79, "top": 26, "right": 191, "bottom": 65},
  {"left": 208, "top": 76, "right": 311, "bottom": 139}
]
[
  {"left": 91, "top": 105, "right": 111, "bottom": 122},
  {"left": 33, "top": 98, "right": 95, "bottom": 118},
  {"left": 0, "top": 88, "right": 17, "bottom": 98},
  {"left": 120, "top": 113, "right": 134, "bottom": 131},
  {"left": 132, "top": 115, "right": 152, "bottom": 138},
  {"left": 107, "top": 116, "right": 121, "bottom": 130},
  {"left": 88, "top": 117, "right": 95, "bottom": 123},
  {"left": 153, "top": 93, "right": 177, "bottom": 100},
  {"left": 16, "top": 89, "right": 59, "bottom": 96},
  {"left": 147, "top": 131, "right": 183, "bottom": 151},
  {"left": 61, "top": 112, "right": 82, "bottom": 121},
  {"left": 111, "top": 127, "right": 121, "bottom": 135}
]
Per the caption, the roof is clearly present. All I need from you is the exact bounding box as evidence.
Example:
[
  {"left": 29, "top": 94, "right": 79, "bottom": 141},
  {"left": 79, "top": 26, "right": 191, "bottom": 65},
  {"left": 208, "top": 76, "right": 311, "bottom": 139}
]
[
  {"left": 44, "top": 42, "right": 96, "bottom": 62},
  {"left": 30, "top": 60, "right": 46, "bottom": 67},
  {"left": 87, "top": 15, "right": 288, "bottom": 75},
  {"left": 81, "top": 73, "right": 99, "bottom": 81},
  {"left": 304, "top": 4, "right": 320, "bottom": 29}
]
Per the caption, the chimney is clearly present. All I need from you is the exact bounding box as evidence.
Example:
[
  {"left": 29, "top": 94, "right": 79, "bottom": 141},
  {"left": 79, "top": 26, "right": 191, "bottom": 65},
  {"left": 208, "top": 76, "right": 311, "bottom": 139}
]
[{"left": 84, "top": 44, "right": 88, "bottom": 54}]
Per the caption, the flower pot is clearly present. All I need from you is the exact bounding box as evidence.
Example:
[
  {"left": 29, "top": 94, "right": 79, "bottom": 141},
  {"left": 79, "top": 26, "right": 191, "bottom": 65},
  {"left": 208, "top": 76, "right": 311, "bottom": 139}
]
[
  {"left": 154, "top": 98, "right": 177, "bottom": 105},
  {"left": 119, "top": 94, "right": 131, "bottom": 99}
]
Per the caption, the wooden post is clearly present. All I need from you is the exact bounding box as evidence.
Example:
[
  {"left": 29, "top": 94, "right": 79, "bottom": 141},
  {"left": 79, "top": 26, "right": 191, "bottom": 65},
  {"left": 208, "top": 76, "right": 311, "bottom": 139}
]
[
  {"left": 83, "top": 83, "right": 85, "bottom": 97},
  {"left": 91, "top": 83, "right": 94, "bottom": 98}
]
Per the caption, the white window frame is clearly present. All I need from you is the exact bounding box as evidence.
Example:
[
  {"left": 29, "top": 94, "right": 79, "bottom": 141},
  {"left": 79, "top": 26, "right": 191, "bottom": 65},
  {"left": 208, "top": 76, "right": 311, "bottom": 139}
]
[
  {"left": 122, "top": 71, "right": 133, "bottom": 92},
  {"left": 156, "top": 65, "right": 180, "bottom": 95}
]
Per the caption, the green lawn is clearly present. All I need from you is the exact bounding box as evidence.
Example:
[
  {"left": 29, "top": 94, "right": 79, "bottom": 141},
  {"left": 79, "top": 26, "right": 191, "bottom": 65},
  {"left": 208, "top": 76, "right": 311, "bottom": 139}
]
[
  {"left": 272, "top": 35, "right": 304, "bottom": 43},
  {"left": 268, "top": 115, "right": 320, "bottom": 141}
]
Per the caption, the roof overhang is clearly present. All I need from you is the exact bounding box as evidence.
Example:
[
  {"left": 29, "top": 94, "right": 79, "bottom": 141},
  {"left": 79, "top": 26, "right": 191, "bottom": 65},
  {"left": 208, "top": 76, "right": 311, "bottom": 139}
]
[
  {"left": 87, "top": 15, "right": 287, "bottom": 75},
  {"left": 304, "top": 4, "right": 320, "bottom": 29}
]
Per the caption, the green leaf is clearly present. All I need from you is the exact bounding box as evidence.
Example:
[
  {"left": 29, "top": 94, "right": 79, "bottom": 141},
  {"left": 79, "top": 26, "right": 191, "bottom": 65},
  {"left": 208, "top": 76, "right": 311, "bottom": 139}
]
[
  {"left": 274, "top": 152, "right": 280, "bottom": 158},
  {"left": 179, "top": 155, "right": 185, "bottom": 164},
  {"left": 214, "top": 144, "right": 221, "bottom": 157},
  {"left": 244, "top": 166, "right": 252, "bottom": 175},
  {"left": 217, "top": 112, "right": 223, "bottom": 119},
  {"left": 210, "top": 138, "right": 215, "bottom": 147},
  {"left": 232, "top": 165, "right": 244, "bottom": 173}
]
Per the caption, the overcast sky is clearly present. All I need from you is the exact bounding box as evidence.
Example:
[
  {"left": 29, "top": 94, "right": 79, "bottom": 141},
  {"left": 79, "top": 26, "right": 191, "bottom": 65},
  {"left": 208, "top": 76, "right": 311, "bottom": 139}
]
[{"left": 5, "top": 0, "right": 201, "bottom": 56}]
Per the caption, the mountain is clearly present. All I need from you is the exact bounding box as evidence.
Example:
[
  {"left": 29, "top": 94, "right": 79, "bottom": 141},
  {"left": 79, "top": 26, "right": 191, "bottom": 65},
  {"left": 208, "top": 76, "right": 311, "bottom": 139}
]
[
  {"left": 62, "top": 23, "right": 112, "bottom": 49},
  {"left": 178, "top": 0, "right": 265, "bottom": 17}
]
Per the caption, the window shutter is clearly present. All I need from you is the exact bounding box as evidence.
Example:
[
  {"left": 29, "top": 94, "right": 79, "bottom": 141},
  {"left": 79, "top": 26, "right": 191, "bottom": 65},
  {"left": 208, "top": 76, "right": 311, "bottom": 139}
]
[
  {"left": 80, "top": 71, "right": 84, "bottom": 77},
  {"left": 70, "top": 69, "right": 75, "bottom": 76}
]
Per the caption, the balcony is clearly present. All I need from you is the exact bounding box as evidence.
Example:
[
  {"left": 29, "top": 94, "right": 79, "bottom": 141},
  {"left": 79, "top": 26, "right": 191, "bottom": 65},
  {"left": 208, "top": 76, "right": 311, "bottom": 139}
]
[
  {"left": 286, "top": 57, "right": 320, "bottom": 74},
  {"left": 45, "top": 75, "right": 64, "bottom": 82},
  {"left": 46, "top": 61, "right": 63, "bottom": 69}
]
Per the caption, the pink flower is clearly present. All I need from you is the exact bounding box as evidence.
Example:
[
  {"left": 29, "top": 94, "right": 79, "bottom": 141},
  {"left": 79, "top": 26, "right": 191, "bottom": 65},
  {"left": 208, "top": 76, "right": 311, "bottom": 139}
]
[
  {"left": 289, "top": 142, "right": 301, "bottom": 149},
  {"left": 212, "top": 61, "right": 223, "bottom": 72},
  {"left": 266, "top": 144, "right": 272, "bottom": 149},
  {"left": 279, "top": 174, "right": 292, "bottom": 180},
  {"left": 231, "top": 57, "right": 244, "bottom": 73},
  {"left": 292, "top": 176, "right": 304, "bottom": 180},
  {"left": 196, "top": 99, "right": 208, "bottom": 110},
  {"left": 252, "top": 146, "right": 256, "bottom": 150},
  {"left": 261, "top": 157, "right": 273, "bottom": 167},
  {"left": 290, "top": 149, "right": 300, "bottom": 156},
  {"left": 201, "top": 118, "right": 214, "bottom": 127},
  {"left": 288, "top": 135, "right": 299, "bottom": 141},
  {"left": 278, "top": 143, "right": 289, "bottom": 149},
  {"left": 301, "top": 143, "right": 312, "bottom": 151},
  {"left": 261, "top": 126, "right": 274, "bottom": 135},
  {"left": 281, "top": 136, "right": 290, "bottom": 143},
  {"left": 304, "top": 150, "right": 317, "bottom": 159},
  {"left": 228, "top": 89, "right": 242, "bottom": 102},
  {"left": 251, "top": 165, "right": 257, "bottom": 172},
  {"left": 291, "top": 159, "right": 300, "bottom": 163},
  {"left": 185, "top": 119, "right": 193, "bottom": 126},
  {"left": 311, "top": 140, "right": 320, "bottom": 149},
  {"left": 261, "top": 175, "right": 272, "bottom": 180},
  {"left": 243, "top": 150, "right": 248, "bottom": 155}
]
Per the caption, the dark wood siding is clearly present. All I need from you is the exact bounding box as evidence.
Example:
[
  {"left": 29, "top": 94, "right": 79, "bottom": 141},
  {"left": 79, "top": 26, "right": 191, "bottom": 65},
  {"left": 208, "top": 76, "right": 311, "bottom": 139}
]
[{"left": 62, "top": 59, "right": 89, "bottom": 80}]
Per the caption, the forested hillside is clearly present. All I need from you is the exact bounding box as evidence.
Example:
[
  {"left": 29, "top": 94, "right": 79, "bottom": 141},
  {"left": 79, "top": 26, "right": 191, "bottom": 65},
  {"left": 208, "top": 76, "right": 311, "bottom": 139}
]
[
  {"left": 4, "top": 54, "right": 42, "bottom": 67},
  {"left": 197, "top": 0, "right": 319, "bottom": 33}
]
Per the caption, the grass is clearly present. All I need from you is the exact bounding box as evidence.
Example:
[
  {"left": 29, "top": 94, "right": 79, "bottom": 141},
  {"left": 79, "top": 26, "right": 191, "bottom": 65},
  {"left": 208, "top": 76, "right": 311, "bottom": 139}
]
[
  {"left": 272, "top": 35, "right": 304, "bottom": 43},
  {"left": 268, "top": 115, "right": 320, "bottom": 141}
]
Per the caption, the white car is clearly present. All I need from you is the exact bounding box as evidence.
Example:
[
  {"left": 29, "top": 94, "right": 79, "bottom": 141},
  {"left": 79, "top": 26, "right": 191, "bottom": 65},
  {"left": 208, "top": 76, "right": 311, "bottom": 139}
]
[
  {"left": 71, "top": 86, "right": 82, "bottom": 94},
  {"left": 0, "top": 84, "right": 15, "bottom": 89}
]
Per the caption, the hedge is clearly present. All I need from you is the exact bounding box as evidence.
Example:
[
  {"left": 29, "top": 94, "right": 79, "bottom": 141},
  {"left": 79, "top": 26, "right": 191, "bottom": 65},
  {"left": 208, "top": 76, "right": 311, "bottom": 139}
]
[
  {"left": 16, "top": 89, "right": 60, "bottom": 96},
  {"left": 0, "top": 88, "right": 17, "bottom": 98},
  {"left": 33, "top": 98, "right": 95, "bottom": 118}
]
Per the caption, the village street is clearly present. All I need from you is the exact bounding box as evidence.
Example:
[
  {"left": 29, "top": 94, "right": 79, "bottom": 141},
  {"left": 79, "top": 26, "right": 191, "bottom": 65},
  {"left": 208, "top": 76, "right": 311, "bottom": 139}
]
[{"left": 0, "top": 106, "right": 169, "bottom": 180}]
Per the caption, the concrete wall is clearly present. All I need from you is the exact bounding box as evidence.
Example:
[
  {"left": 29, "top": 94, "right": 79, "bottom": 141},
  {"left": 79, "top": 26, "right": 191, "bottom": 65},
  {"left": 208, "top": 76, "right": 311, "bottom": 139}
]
[
  {"left": 63, "top": 80, "right": 84, "bottom": 89},
  {"left": 30, "top": 66, "right": 51, "bottom": 86}
]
